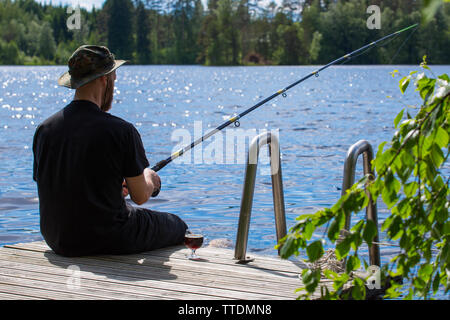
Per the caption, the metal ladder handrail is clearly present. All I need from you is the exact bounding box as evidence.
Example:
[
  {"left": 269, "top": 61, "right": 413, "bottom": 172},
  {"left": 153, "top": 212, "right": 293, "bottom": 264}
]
[
  {"left": 340, "top": 139, "right": 381, "bottom": 267},
  {"left": 234, "top": 132, "right": 287, "bottom": 263}
]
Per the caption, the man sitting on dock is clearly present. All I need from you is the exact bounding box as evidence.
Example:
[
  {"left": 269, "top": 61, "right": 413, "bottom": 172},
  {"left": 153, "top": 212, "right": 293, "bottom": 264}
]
[{"left": 32, "top": 45, "right": 188, "bottom": 257}]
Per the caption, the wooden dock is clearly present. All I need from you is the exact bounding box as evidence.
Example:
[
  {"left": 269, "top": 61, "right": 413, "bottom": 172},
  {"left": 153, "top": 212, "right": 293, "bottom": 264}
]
[{"left": 0, "top": 240, "right": 331, "bottom": 300}]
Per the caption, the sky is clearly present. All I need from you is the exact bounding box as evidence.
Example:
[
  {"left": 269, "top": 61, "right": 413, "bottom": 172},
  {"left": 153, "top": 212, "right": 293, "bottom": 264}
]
[
  {"left": 38, "top": 0, "right": 105, "bottom": 10},
  {"left": 37, "top": 0, "right": 280, "bottom": 11}
]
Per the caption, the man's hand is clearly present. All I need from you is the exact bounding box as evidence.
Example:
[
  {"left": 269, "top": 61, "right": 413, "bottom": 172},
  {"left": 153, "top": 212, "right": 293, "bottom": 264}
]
[
  {"left": 144, "top": 169, "right": 161, "bottom": 193},
  {"left": 124, "top": 168, "right": 161, "bottom": 205}
]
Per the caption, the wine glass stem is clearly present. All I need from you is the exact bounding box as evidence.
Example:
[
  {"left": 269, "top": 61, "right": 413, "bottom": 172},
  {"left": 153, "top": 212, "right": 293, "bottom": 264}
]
[{"left": 192, "top": 249, "right": 196, "bottom": 257}]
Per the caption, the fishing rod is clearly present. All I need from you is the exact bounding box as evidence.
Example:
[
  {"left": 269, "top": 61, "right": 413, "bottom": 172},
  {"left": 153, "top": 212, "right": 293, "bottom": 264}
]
[{"left": 149, "top": 23, "right": 418, "bottom": 197}]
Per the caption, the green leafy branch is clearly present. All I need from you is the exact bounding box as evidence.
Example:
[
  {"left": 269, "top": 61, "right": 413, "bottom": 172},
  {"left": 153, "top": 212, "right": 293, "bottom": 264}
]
[{"left": 277, "top": 58, "right": 450, "bottom": 300}]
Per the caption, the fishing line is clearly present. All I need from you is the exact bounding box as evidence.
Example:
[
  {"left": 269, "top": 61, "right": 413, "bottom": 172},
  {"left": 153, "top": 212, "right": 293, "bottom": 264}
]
[
  {"left": 388, "top": 25, "right": 418, "bottom": 64},
  {"left": 150, "top": 24, "right": 419, "bottom": 197},
  {"left": 318, "top": 26, "right": 419, "bottom": 240},
  {"left": 338, "top": 31, "right": 402, "bottom": 66}
]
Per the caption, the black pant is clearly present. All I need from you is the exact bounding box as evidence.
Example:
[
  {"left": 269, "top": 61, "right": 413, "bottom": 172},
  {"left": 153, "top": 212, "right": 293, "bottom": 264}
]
[
  {"left": 47, "top": 206, "right": 188, "bottom": 257},
  {"left": 117, "top": 205, "right": 188, "bottom": 254}
]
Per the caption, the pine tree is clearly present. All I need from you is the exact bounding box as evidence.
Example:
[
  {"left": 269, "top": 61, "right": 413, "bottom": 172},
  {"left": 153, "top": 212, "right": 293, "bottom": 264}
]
[
  {"left": 105, "top": 0, "right": 134, "bottom": 60},
  {"left": 136, "top": 0, "right": 151, "bottom": 64},
  {"left": 38, "top": 22, "right": 56, "bottom": 61}
]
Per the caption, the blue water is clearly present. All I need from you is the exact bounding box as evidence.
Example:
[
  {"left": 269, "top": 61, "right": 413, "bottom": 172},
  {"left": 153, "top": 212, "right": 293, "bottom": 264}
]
[{"left": 0, "top": 65, "right": 449, "bottom": 298}]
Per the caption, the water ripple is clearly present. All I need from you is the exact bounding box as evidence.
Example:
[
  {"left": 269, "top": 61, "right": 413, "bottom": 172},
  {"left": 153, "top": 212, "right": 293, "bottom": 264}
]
[{"left": 1, "top": 65, "right": 449, "bottom": 266}]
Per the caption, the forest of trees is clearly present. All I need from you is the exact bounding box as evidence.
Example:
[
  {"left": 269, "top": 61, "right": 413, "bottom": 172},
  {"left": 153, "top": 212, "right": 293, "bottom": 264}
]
[{"left": 0, "top": 0, "right": 449, "bottom": 66}]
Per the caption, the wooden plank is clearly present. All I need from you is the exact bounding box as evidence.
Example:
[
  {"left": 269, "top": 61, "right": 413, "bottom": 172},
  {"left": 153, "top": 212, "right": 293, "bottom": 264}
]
[
  {"left": 8, "top": 241, "right": 308, "bottom": 274},
  {"left": 1, "top": 241, "right": 334, "bottom": 300},
  {"left": 0, "top": 250, "right": 289, "bottom": 300},
  {"left": 92, "top": 253, "right": 301, "bottom": 285},
  {"left": 145, "top": 247, "right": 308, "bottom": 273},
  {"left": 0, "top": 266, "right": 242, "bottom": 301},
  {"left": 6, "top": 241, "right": 303, "bottom": 272},
  {"left": 0, "top": 246, "right": 291, "bottom": 289},
  {"left": 8, "top": 242, "right": 303, "bottom": 282},
  {"left": 0, "top": 281, "right": 100, "bottom": 300},
  {"left": 0, "top": 292, "right": 45, "bottom": 300},
  {"left": 170, "top": 245, "right": 308, "bottom": 269},
  {"left": 0, "top": 283, "right": 76, "bottom": 300},
  {"left": 0, "top": 252, "right": 296, "bottom": 299},
  {"left": 0, "top": 250, "right": 298, "bottom": 298},
  {"left": 4, "top": 243, "right": 301, "bottom": 285},
  {"left": 0, "top": 270, "right": 152, "bottom": 300},
  {"left": 0, "top": 261, "right": 179, "bottom": 300},
  {"left": 2, "top": 242, "right": 312, "bottom": 297}
]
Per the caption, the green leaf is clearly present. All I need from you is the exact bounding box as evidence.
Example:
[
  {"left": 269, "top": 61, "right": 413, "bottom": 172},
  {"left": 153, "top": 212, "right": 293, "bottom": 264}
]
[
  {"left": 401, "top": 150, "right": 415, "bottom": 169},
  {"left": 304, "top": 221, "right": 315, "bottom": 240},
  {"left": 327, "top": 211, "right": 346, "bottom": 242},
  {"left": 438, "top": 74, "right": 450, "bottom": 82},
  {"left": 281, "top": 65, "right": 449, "bottom": 300},
  {"left": 351, "top": 277, "right": 366, "bottom": 300},
  {"left": 432, "top": 272, "right": 441, "bottom": 294},
  {"left": 435, "top": 126, "right": 449, "bottom": 149},
  {"left": 399, "top": 230, "right": 411, "bottom": 248},
  {"left": 382, "top": 171, "right": 401, "bottom": 208},
  {"left": 363, "top": 220, "right": 378, "bottom": 246},
  {"left": 346, "top": 255, "right": 361, "bottom": 273},
  {"left": 387, "top": 216, "right": 403, "bottom": 240},
  {"left": 394, "top": 109, "right": 404, "bottom": 128},
  {"left": 443, "top": 221, "right": 450, "bottom": 236},
  {"left": 418, "top": 264, "right": 433, "bottom": 279},
  {"left": 435, "top": 206, "right": 449, "bottom": 224},
  {"left": 430, "top": 143, "right": 445, "bottom": 168},
  {"left": 382, "top": 215, "right": 394, "bottom": 231},
  {"left": 295, "top": 213, "right": 314, "bottom": 222},
  {"left": 332, "top": 272, "right": 350, "bottom": 291},
  {"left": 390, "top": 69, "right": 399, "bottom": 78},
  {"left": 423, "top": 133, "right": 434, "bottom": 155},
  {"left": 279, "top": 235, "right": 297, "bottom": 259},
  {"left": 417, "top": 78, "right": 436, "bottom": 100},
  {"left": 306, "top": 240, "right": 324, "bottom": 263},
  {"left": 301, "top": 269, "right": 321, "bottom": 293},
  {"left": 404, "top": 181, "right": 419, "bottom": 198},
  {"left": 376, "top": 141, "right": 387, "bottom": 157},
  {"left": 351, "top": 220, "right": 365, "bottom": 233},
  {"left": 336, "top": 236, "right": 352, "bottom": 260},
  {"left": 399, "top": 76, "right": 410, "bottom": 94},
  {"left": 323, "top": 269, "right": 339, "bottom": 280}
]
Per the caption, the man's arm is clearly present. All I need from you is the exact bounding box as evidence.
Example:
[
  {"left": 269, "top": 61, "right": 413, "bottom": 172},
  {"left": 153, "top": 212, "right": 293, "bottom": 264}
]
[{"left": 125, "top": 168, "right": 161, "bottom": 205}]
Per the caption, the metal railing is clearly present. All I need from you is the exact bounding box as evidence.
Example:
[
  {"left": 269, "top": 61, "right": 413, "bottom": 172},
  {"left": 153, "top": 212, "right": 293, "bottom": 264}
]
[
  {"left": 234, "top": 132, "right": 287, "bottom": 263},
  {"left": 340, "top": 140, "right": 380, "bottom": 267}
]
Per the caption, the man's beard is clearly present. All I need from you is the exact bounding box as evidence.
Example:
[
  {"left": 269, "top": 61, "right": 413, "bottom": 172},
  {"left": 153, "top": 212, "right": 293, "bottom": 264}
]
[{"left": 100, "top": 76, "right": 114, "bottom": 112}]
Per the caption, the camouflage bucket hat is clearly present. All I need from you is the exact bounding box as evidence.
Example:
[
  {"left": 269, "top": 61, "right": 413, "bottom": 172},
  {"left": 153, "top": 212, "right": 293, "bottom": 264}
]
[{"left": 58, "top": 45, "right": 126, "bottom": 89}]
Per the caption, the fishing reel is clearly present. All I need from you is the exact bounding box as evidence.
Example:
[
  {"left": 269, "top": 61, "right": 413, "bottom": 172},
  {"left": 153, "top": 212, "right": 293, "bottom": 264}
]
[{"left": 151, "top": 187, "right": 160, "bottom": 197}]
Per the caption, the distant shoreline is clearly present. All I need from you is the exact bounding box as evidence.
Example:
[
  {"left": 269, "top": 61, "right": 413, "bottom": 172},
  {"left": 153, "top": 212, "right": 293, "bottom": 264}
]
[{"left": 1, "top": 64, "right": 449, "bottom": 67}]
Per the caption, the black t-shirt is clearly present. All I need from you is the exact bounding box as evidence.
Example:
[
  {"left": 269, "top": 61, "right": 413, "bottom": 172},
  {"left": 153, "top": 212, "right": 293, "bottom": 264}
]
[{"left": 32, "top": 100, "right": 149, "bottom": 254}]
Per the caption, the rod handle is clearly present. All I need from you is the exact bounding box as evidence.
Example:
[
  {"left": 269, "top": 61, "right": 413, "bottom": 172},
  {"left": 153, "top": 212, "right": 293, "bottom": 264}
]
[
  {"left": 149, "top": 159, "right": 170, "bottom": 197},
  {"left": 151, "top": 159, "right": 170, "bottom": 172}
]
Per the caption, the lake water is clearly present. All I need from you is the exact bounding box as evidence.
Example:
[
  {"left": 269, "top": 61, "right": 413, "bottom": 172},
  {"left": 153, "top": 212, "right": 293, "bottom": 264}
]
[{"left": 0, "top": 65, "right": 449, "bottom": 298}]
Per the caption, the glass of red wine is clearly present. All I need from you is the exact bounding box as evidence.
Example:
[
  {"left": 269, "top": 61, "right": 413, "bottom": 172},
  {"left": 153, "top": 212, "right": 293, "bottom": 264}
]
[{"left": 184, "top": 229, "right": 204, "bottom": 260}]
